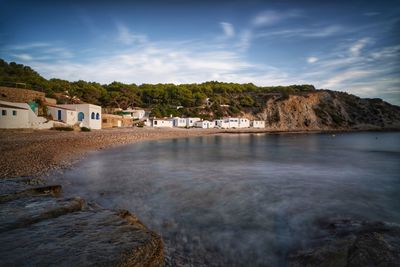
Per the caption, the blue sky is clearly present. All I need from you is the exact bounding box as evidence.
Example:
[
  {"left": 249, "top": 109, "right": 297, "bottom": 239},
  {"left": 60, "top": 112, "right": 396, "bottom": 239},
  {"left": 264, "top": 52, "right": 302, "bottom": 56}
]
[{"left": 0, "top": 0, "right": 399, "bottom": 104}]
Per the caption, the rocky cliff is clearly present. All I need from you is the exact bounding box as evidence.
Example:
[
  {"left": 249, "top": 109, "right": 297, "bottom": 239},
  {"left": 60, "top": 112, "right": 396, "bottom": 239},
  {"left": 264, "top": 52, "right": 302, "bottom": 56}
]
[{"left": 243, "top": 90, "right": 400, "bottom": 131}]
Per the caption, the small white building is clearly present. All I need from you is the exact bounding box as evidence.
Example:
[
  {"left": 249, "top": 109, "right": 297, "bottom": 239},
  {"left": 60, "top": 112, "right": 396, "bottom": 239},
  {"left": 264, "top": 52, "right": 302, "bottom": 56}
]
[
  {"left": 152, "top": 119, "right": 173, "bottom": 128},
  {"left": 0, "top": 101, "right": 30, "bottom": 128},
  {"left": 213, "top": 119, "right": 228, "bottom": 129},
  {"left": 0, "top": 100, "right": 53, "bottom": 129},
  {"left": 251, "top": 120, "right": 265, "bottom": 128},
  {"left": 122, "top": 108, "right": 146, "bottom": 120},
  {"left": 47, "top": 105, "right": 77, "bottom": 126},
  {"left": 186, "top": 117, "right": 201, "bottom": 127},
  {"left": 238, "top": 118, "right": 250, "bottom": 128},
  {"left": 58, "top": 104, "right": 102, "bottom": 129},
  {"left": 194, "top": 120, "right": 214, "bottom": 129},
  {"left": 224, "top": 118, "right": 239, "bottom": 128},
  {"left": 172, "top": 117, "right": 187, "bottom": 127}
]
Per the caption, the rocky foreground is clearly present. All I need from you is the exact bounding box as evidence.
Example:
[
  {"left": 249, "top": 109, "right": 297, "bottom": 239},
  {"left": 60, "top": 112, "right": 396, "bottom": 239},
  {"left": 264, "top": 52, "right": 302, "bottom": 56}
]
[
  {"left": 289, "top": 218, "right": 400, "bottom": 267},
  {"left": 0, "top": 177, "right": 164, "bottom": 267}
]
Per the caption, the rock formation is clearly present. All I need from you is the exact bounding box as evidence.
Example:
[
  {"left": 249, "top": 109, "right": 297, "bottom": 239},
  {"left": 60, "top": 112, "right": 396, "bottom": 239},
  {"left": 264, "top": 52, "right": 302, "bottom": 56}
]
[
  {"left": 245, "top": 90, "right": 400, "bottom": 131},
  {"left": 0, "top": 178, "right": 164, "bottom": 267},
  {"left": 289, "top": 218, "right": 400, "bottom": 267}
]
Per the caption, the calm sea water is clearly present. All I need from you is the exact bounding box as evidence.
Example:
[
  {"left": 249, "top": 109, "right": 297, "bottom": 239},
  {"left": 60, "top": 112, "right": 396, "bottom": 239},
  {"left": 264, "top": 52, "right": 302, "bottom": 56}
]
[{"left": 52, "top": 132, "right": 400, "bottom": 266}]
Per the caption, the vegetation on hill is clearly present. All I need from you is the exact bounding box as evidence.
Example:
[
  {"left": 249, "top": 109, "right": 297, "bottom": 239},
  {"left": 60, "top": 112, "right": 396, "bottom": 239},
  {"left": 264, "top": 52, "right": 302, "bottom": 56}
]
[{"left": 0, "top": 59, "right": 316, "bottom": 118}]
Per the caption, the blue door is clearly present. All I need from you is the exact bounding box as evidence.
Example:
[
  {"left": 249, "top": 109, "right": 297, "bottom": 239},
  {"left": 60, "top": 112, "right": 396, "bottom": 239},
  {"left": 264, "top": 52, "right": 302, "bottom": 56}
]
[
  {"left": 78, "top": 112, "right": 84, "bottom": 122},
  {"left": 57, "top": 110, "right": 62, "bottom": 120}
]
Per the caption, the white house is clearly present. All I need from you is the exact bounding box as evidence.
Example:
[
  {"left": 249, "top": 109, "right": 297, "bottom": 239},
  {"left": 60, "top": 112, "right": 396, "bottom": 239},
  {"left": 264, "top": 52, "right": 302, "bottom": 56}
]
[
  {"left": 251, "top": 120, "right": 265, "bottom": 128},
  {"left": 152, "top": 119, "right": 173, "bottom": 128},
  {"left": 0, "top": 100, "right": 53, "bottom": 129},
  {"left": 58, "top": 104, "right": 102, "bottom": 129},
  {"left": 223, "top": 118, "right": 239, "bottom": 128},
  {"left": 213, "top": 119, "right": 227, "bottom": 128},
  {"left": 122, "top": 108, "right": 145, "bottom": 120},
  {"left": 194, "top": 120, "right": 214, "bottom": 129},
  {"left": 238, "top": 118, "right": 250, "bottom": 128},
  {"left": 47, "top": 105, "right": 77, "bottom": 126},
  {"left": 186, "top": 117, "right": 201, "bottom": 127},
  {"left": 172, "top": 117, "right": 187, "bottom": 127}
]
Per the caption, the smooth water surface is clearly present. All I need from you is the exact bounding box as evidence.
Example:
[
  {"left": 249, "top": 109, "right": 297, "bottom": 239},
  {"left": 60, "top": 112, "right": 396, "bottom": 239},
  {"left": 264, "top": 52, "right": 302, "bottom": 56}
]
[{"left": 51, "top": 132, "right": 400, "bottom": 266}]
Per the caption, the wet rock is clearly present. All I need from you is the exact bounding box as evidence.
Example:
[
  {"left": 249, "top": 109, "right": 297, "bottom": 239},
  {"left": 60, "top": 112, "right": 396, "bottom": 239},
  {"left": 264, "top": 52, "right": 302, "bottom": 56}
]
[
  {"left": 289, "top": 219, "right": 400, "bottom": 267},
  {"left": 0, "top": 196, "right": 85, "bottom": 232},
  {"left": 0, "top": 181, "right": 164, "bottom": 267}
]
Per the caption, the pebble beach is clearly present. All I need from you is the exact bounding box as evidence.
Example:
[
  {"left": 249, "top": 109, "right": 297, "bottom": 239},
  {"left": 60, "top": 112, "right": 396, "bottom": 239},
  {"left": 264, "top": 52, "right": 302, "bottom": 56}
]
[{"left": 0, "top": 127, "right": 221, "bottom": 178}]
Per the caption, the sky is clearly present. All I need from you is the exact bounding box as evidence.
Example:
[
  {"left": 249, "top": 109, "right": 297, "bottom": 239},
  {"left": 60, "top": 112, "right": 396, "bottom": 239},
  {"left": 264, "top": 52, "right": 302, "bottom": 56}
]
[{"left": 0, "top": 0, "right": 399, "bottom": 104}]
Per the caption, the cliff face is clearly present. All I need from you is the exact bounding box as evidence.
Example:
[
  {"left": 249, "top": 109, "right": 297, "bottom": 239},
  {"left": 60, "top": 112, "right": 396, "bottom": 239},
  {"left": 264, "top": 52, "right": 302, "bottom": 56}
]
[{"left": 244, "top": 90, "right": 400, "bottom": 131}]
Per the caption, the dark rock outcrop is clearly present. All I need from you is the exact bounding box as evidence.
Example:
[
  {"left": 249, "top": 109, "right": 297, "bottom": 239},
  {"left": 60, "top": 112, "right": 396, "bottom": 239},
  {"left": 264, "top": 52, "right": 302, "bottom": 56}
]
[
  {"left": 289, "top": 218, "right": 400, "bottom": 267},
  {"left": 0, "top": 178, "right": 164, "bottom": 267}
]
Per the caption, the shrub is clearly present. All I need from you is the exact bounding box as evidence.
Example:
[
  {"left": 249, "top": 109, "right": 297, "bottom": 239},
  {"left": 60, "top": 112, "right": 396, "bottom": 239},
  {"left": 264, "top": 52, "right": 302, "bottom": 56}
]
[
  {"left": 80, "top": 127, "right": 91, "bottom": 132},
  {"left": 52, "top": 126, "right": 73, "bottom": 131}
]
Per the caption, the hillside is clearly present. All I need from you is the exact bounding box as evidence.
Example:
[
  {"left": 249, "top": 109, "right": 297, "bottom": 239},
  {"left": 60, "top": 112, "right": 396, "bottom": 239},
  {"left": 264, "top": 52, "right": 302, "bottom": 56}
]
[{"left": 1, "top": 59, "right": 399, "bottom": 131}]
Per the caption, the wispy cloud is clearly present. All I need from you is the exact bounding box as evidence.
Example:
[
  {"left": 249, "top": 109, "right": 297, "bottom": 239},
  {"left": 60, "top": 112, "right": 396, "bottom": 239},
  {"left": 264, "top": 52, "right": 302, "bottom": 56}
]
[
  {"left": 116, "top": 23, "right": 147, "bottom": 45},
  {"left": 252, "top": 10, "right": 301, "bottom": 27},
  {"left": 13, "top": 53, "right": 33, "bottom": 61},
  {"left": 236, "top": 30, "right": 253, "bottom": 51},
  {"left": 256, "top": 25, "right": 344, "bottom": 39},
  {"left": 349, "top": 38, "right": 371, "bottom": 57},
  {"left": 307, "top": 57, "right": 318, "bottom": 64},
  {"left": 321, "top": 69, "right": 373, "bottom": 88},
  {"left": 220, "top": 22, "right": 235, "bottom": 38},
  {"left": 364, "top": 12, "right": 380, "bottom": 16}
]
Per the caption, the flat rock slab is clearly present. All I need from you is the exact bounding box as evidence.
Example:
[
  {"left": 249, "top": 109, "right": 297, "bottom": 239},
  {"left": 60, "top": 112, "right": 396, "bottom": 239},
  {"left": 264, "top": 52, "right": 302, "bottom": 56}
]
[
  {"left": 0, "top": 196, "right": 85, "bottom": 232},
  {"left": 0, "top": 180, "right": 164, "bottom": 267}
]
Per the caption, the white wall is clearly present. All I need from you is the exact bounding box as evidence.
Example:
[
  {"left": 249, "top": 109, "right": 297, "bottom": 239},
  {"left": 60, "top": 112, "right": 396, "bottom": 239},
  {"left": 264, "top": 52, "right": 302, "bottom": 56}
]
[
  {"left": 173, "top": 117, "right": 187, "bottom": 127},
  {"left": 238, "top": 118, "right": 250, "bottom": 128},
  {"left": 0, "top": 106, "right": 30, "bottom": 128},
  {"left": 59, "top": 104, "right": 102, "bottom": 129},
  {"left": 251, "top": 121, "right": 265, "bottom": 128},
  {"left": 0, "top": 101, "right": 54, "bottom": 129},
  {"left": 186, "top": 117, "right": 201, "bottom": 127},
  {"left": 47, "top": 106, "right": 77, "bottom": 126},
  {"left": 132, "top": 109, "right": 145, "bottom": 119},
  {"left": 195, "top": 120, "right": 214, "bottom": 128},
  {"left": 153, "top": 119, "right": 173, "bottom": 128}
]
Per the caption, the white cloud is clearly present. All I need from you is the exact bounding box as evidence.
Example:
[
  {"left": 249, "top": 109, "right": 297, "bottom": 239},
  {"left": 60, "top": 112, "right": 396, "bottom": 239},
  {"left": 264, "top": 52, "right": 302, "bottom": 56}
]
[
  {"left": 220, "top": 22, "right": 235, "bottom": 38},
  {"left": 364, "top": 12, "right": 380, "bottom": 16},
  {"left": 116, "top": 23, "right": 147, "bottom": 45},
  {"left": 321, "top": 69, "right": 373, "bottom": 88},
  {"left": 20, "top": 40, "right": 271, "bottom": 85},
  {"left": 370, "top": 45, "right": 400, "bottom": 60},
  {"left": 13, "top": 53, "right": 33, "bottom": 61},
  {"left": 252, "top": 10, "right": 301, "bottom": 27},
  {"left": 236, "top": 29, "right": 253, "bottom": 51},
  {"left": 303, "top": 25, "right": 343, "bottom": 38},
  {"left": 349, "top": 38, "right": 371, "bottom": 57},
  {"left": 307, "top": 57, "right": 318, "bottom": 64}
]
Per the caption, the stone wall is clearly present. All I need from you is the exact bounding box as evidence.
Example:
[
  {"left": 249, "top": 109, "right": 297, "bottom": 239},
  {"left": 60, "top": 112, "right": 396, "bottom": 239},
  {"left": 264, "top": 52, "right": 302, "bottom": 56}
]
[{"left": 0, "top": 86, "right": 46, "bottom": 103}]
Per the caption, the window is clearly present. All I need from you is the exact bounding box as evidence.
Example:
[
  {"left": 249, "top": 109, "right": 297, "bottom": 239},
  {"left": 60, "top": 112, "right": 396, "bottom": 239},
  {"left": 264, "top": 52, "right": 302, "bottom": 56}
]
[
  {"left": 1, "top": 110, "right": 6, "bottom": 116},
  {"left": 96, "top": 113, "right": 100, "bottom": 120},
  {"left": 12, "top": 110, "right": 17, "bottom": 116},
  {"left": 154, "top": 121, "right": 158, "bottom": 125},
  {"left": 91, "top": 112, "right": 95, "bottom": 120}
]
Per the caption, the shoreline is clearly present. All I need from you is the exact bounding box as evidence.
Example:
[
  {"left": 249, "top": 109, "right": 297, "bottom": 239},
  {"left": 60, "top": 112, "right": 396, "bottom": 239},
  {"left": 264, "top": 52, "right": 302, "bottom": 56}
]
[{"left": 1, "top": 127, "right": 398, "bottom": 179}]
